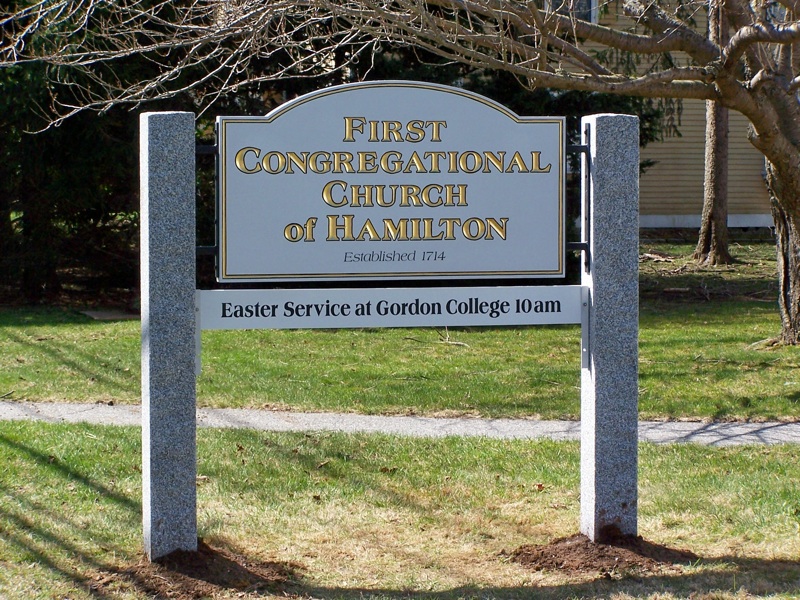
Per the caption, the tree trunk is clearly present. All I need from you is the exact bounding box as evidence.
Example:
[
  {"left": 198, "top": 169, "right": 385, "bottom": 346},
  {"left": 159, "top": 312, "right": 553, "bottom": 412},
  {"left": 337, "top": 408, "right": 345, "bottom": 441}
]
[
  {"left": 694, "top": 0, "right": 732, "bottom": 265},
  {"left": 694, "top": 98, "right": 732, "bottom": 264},
  {"left": 766, "top": 163, "right": 800, "bottom": 345}
]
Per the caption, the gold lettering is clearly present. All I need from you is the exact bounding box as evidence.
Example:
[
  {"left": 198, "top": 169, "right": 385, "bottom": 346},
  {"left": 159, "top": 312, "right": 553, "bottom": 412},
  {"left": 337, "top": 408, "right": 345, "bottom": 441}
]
[
  {"left": 235, "top": 147, "right": 551, "bottom": 175},
  {"left": 438, "top": 217, "right": 460, "bottom": 240},
  {"left": 445, "top": 184, "right": 468, "bottom": 207},
  {"left": 409, "top": 218, "right": 422, "bottom": 240},
  {"left": 462, "top": 218, "right": 486, "bottom": 240},
  {"left": 505, "top": 151, "right": 529, "bottom": 173},
  {"left": 358, "top": 152, "right": 378, "bottom": 173},
  {"left": 425, "top": 151, "right": 446, "bottom": 173},
  {"left": 322, "top": 180, "right": 348, "bottom": 207},
  {"left": 234, "top": 147, "right": 261, "bottom": 174},
  {"left": 321, "top": 216, "right": 505, "bottom": 241},
  {"left": 400, "top": 185, "right": 422, "bottom": 207},
  {"left": 485, "top": 217, "right": 509, "bottom": 240},
  {"left": 350, "top": 185, "right": 375, "bottom": 208},
  {"left": 402, "top": 151, "right": 428, "bottom": 174},
  {"left": 405, "top": 120, "right": 426, "bottom": 142},
  {"left": 427, "top": 120, "right": 447, "bottom": 141},
  {"left": 285, "top": 151, "right": 309, "bottom": 174},
  {"left": 531, "top": 151, "right": 552, "bottom": 173},
  {"left": 310, "top": 151, "right": 332, "bottom": 173},
  {"left": 343, "top": 117, "right": 446, "bottom": 142},
  {"left": 327, "top": 214, "right": 355, "bottom": 241},
  {"left": 343, "top": 117, "right": 365, "bottom": 142},
  {"left": 369, "top": 120, "right": 380, "bottom": 142},
  {"left": 382, "top": 121, "right": 404, "bottom": 142},
  {"left": 421, "top": 184, "right": 443, "bottom": 207},
  {"left": 333, "top": 151, "right": 355, "bottom": 174},
  {"left": 422, "top": 218, "right": 445, "bottom": 240},
  {"left": 448, "top": 151, "right": 459, "bottom": 173},
  {"left": 372, "top": 185, "right": 392, "bottom": 208},
  {"left": 482, "top": 151, "right": 505, "bottom": 173},
  {"left": 356, "top": 218, "right": 381, "bottom": 241},
  {"left": 382, "top": 219, "right": 408, "bottom": 241},
  {"left": 379, "top": 151, "right": 403, "bottom": 174},
  {"left": 458, "top": 151, "right": 482, "bottom": 174},
  {"left": 261, "top": 151, "right": 286, "bottom": 174}
]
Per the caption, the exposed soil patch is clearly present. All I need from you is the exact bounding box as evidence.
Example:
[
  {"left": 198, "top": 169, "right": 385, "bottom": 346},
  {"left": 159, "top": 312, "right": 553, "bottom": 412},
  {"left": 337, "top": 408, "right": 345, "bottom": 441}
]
[
  {"left": 508, "top": 531, "right": 699, "bottom": 579},
  {"left": 92, "top": 539, "right": 301, "bottom": 599},
  {"left": 91, "top": 533, "right": 699, "bottom": 597}
]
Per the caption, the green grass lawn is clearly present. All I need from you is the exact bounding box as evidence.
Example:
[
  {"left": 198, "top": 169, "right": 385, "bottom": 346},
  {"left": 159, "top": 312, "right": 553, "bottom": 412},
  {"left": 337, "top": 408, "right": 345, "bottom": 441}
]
[
  {"left": 1, "top": 241, "right": 799, "bottom": 599},
  {"left": 2, "top": 241, "right": 798, "bottom": 420},
  {"left": 0, "top": 421, "right": 797, "bottom": 599}
]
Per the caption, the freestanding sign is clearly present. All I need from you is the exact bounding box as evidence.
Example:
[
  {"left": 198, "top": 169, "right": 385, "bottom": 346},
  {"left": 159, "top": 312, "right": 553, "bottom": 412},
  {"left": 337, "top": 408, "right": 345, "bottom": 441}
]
[
  {"left": 140, "top": 83, "right": 639, "bottom": 561},
  {"left": 217, "top": 82, "right": 564, "bottom": 282}
]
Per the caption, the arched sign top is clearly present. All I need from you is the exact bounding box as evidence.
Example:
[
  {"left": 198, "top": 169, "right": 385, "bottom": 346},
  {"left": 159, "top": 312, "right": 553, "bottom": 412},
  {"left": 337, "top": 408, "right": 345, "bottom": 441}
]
[
  {"left": 264, "top": 80, "right": 539, "bottom": 124},
  {"left": 216, "top": 81, "right": 565, "bottom": 283}
]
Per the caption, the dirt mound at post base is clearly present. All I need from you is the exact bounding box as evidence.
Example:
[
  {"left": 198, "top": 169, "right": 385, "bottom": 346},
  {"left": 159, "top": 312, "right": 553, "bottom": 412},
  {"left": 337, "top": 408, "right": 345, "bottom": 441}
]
[
  {"left": 92, "top": 539, "right": 299, "bottom": 599},
  {"left": 507, "top": 532, "right": 698, "bottom": 578}
]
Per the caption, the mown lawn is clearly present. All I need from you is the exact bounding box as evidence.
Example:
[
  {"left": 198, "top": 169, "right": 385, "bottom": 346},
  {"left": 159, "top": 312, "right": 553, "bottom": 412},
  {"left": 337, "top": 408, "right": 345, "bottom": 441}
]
[
  {"left": 0, "top": 421, "right": 798, "bottom": 599},
  {"left": 2, "top": 241, "right": 798, "bottom": 420}
]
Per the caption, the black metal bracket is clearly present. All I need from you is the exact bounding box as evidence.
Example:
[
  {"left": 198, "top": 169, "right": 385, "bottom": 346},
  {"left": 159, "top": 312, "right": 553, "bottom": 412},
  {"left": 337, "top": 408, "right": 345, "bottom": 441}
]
[
  {"left": 566, "top": 144, "right": 589, "bottom": 155},
  {"left": 567, "top": 125, "right": 591, "bottom": 274},
  {"left": 196, "top": 144, "right": 218, "bottom": 259},
  {"left": 566, "top": 242, "right": 589, "bottom": 253}
]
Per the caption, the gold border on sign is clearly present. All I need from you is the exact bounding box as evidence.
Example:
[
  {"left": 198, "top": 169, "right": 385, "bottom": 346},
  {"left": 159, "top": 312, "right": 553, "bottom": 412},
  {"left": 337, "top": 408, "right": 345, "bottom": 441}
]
[{"left": 217, "top": 81, "right": 565, "bottom": 282}]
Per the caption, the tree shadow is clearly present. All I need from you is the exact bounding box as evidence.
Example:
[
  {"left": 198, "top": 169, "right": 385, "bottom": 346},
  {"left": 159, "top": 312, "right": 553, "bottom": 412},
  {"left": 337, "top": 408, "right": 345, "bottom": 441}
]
[
  {"left": 2, "top": 326, "right": 137, "bottom": 398},
  {"left": 0, "top": 428, "right": 141, "bottom": 598},
  {"left": 286, "top": 555, "right": 800, "bottom": 599},
  {"left": 99, "top": 538, "right": 303, "bottom": 598}
]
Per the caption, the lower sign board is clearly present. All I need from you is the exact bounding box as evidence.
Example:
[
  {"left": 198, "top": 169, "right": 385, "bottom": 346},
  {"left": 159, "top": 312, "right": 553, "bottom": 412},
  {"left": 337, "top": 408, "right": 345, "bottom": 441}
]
[{"left": 197, "top": 286, "right": 584, "bottom": 330}]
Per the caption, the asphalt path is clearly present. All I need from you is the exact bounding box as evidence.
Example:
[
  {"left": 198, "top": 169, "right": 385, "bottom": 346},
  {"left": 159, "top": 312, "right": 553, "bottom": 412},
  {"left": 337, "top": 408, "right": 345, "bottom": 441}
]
[{"left": 1, "top": 401, "right": 799, "bottom": 446}]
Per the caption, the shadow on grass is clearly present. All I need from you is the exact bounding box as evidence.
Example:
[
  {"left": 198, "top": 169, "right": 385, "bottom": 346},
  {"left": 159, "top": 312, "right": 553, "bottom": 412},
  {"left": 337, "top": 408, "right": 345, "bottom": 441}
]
[
  {"left": 2, "top": 327, "right": 137, "bottom": 398},
  {"left": 0, "top": 306, "right": 95, "bottom": 327},
  {"left": 2, "top": 423, "right": 797, "bottom": 599},
  {"left": 639, "top": 273, "right": 778, "bottom": 303},
  {"left": 0, "top": 429, "right": 141, "bottom": 598},
  {"left": 0, "top": 431, "right": 138, "bottom": 510},
  {"left": 0, "top": 489, "right": 120, "bottom": 599},
  {"left": 291, "top": 557, "right": 800, "bottom": 599},
  {"left": 287, "top": 558, "right": 800, "bottom": 599}
]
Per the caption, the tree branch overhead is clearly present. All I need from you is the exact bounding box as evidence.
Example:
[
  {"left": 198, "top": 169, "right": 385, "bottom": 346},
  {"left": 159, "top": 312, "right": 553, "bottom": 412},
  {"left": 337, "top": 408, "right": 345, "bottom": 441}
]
[{"left": 2, "top": 0, "right": 800, "bottom": 342}]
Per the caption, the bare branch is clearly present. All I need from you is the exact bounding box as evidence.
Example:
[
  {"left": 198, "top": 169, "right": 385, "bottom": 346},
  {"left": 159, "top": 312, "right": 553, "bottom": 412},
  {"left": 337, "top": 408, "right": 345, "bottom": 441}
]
[
  {"left": 724, "top": 21, "right": 800, "bottom": 69},
  {"left": 0, "top": 0, "right": 796, "bottom": 134}
]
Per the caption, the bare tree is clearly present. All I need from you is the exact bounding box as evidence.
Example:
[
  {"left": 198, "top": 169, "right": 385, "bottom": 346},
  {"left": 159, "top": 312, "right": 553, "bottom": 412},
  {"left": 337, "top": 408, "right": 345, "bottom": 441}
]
[{"left": 2, "top": 0, "right": 800, "bottom": 343}]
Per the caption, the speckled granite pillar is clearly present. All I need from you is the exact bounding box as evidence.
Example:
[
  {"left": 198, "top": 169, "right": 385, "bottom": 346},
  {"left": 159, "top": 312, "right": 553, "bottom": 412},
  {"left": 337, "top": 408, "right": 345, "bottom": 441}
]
[
  {"left": 580, "top": 114, "right": 639, "bottom": 541},
  {"left": 140, "top": 112, "right": 197, "bottom": 560}
]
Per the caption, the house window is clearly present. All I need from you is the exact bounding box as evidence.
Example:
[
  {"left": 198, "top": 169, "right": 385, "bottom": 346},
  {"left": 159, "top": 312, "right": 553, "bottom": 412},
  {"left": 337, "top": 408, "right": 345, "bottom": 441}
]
[
  {"left": 548, "top": 0, "right": 598, "bottom": 24},
  {"left": 572, "top": 0, "right": 596, "bottom": 23}
]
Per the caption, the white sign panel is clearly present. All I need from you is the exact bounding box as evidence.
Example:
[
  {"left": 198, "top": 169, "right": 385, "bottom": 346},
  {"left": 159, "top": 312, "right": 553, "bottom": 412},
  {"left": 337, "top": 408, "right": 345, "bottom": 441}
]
[
  {"left": 198, "top": 286, "right": 584, "bottom": 330},
  {"left": 217, "top": 81, "right": 565, "bottom": 282}
]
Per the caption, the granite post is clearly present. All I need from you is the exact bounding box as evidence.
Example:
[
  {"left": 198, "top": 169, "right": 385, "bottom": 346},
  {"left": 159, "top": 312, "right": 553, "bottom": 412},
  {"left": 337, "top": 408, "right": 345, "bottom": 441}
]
[
  {"left": 140, "top": 112, "right": 198, "bottom": 560},
  {"left": 580, "top": 114, "right": 639, "bottom": 541}
]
